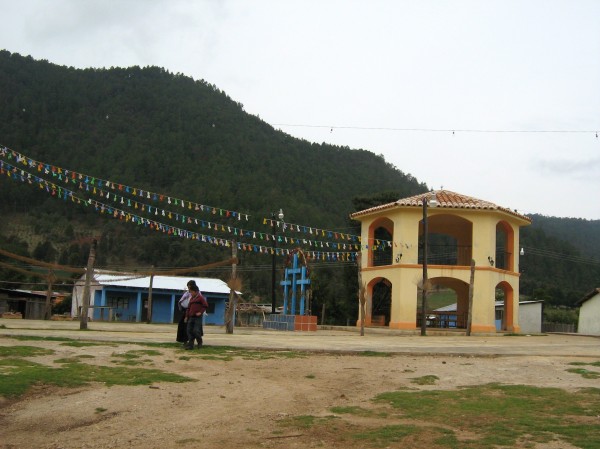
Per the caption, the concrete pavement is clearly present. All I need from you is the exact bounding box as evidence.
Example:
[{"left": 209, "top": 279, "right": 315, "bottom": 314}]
[{"left": 1, "top": 318, "right": 599, "bottom": 357}]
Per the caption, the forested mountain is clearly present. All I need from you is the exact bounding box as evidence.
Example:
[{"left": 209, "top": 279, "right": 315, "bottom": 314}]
[
  {"left": 527, "top": 214, "right": 600, "bottom": 260},
  {"left": 0, "top": 50, "right": 598, "bottom": 322}
]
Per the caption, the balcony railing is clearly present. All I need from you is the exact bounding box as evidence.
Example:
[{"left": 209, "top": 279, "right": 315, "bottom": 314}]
[
  {"left": 372, "top": 245, "right": 513, "bottom": 269},
  {"left": 418, "top": 245, "right": 473, "bottom": 266}
]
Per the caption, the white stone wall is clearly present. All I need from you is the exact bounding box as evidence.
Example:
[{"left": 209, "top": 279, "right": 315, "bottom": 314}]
[{"left": 578, "top": 294, "right": 600, "bottom": 336}]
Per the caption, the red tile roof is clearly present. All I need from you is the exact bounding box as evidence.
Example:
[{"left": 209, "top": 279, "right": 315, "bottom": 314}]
[{"left": 350, "top": 189, "right": 532, "bottom": 223}]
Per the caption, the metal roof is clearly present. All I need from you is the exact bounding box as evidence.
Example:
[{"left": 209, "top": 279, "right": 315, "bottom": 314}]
[{"left": 91, "top": 273, "right": 233, "bottom": 295}]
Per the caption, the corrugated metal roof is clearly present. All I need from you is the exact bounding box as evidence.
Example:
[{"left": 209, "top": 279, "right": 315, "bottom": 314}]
[
  {"left": 350, "top": 189, "right": 531, "bottom": 223},
  {"left": 92, "top": 273, "right": 233, "bottom": 295}
]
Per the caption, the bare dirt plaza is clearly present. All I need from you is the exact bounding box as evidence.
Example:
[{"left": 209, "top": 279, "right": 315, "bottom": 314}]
[{"left": 1, "top": 320, "right": 599, "bottom": 449}]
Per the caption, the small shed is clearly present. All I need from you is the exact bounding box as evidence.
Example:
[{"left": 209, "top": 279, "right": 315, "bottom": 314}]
[
  {"left": 510, "top": 300, "right": 543, "bottom": 334},
  {"left": 0, "top": 288, "right": 67, "bottom": 320},
  {"left": 577, "top": 288, "right": 600, "bottom": 336},
  {"left": 71, "top": 272, "right": 235, "bottom": 325}
]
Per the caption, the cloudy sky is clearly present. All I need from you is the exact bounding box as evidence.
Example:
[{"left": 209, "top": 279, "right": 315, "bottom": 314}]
[{"left": 1, "top": 0, "right": 599, "bottom": 219}]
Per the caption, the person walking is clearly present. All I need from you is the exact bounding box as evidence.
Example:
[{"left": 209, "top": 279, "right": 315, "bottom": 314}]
[
  {"left": 176, "top": 280, "right": 196, "bottom": 344},
  {"left": 184, "top": 284, "right": 208, "bottom": 350}
]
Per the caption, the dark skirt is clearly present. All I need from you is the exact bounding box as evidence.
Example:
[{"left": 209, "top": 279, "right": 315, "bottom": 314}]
[{"left": 176, "top": 313, "right": 188, "bottom": 342}]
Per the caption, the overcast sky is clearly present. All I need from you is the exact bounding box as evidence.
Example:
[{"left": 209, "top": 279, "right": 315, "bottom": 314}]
[{"left": 1, "top": 0, "right": 599, "bottom": 219}]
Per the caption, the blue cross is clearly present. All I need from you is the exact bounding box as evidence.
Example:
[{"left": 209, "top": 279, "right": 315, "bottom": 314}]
[{"left": 281, "top": 253, "right": 311, "bottom": 315}]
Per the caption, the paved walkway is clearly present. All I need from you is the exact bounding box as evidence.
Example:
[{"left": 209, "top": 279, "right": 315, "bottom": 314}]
[{"left": 1, "top": 318, "right": 599, "bottom": 357}]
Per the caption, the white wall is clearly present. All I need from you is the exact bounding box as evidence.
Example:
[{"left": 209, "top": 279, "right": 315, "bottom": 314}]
[
  {"left": 578, "top": 294, "right": 600, "bottom": 336},
  {"left": 518, "top": 302, "right": 542, "bottom": 334}
]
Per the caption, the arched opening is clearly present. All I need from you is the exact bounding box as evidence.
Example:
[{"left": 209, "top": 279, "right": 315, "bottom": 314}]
[
  {"left": 420, "top": 214, "right": 473, "bottom": 266},
  {"left": 417, "top": 277, "right": 469, "bottom": 329},
  {"left": 368, "top": 277, "right": 391, "bottom": 326},
  {"left": 495, "top": 221, "right": 515, "bottom": 271},
  {"left": 495, "top": 281, "right": 515, "bottom": 331},
  {"left": 368, "top": 217, "right": 393, "bottom": 267}
]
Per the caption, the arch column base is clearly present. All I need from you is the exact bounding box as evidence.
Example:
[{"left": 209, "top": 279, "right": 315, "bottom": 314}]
[
  {"left": 389, "top": 321, "right": 417, "bottom": 330},
  {"left": 469, "top": 324, "right": 497, "bottom": 334}
]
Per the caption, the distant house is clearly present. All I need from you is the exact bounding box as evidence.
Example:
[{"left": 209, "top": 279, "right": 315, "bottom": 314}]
[
  {"left": 71, "top": 272, "right": 235, "bottom": 325},
  {"left": 0, "top": 288, "right": 67, "bottom": 320},
  {"left": 577, "top": 288, "right": 600, "bottom": 336},
  {"left": 434, "top": 300, "right": 543, "bottom": 333}
]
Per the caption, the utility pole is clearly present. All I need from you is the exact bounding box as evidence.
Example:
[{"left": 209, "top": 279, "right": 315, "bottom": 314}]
[
  {"left": 226, "top": 242, "right": 238, "bottom": 334},
  {"left": 79, "top": 239, "right": 97, "bottom": 330},
  {"left": 147, "top": 266, "right": 154, "bottom": 324},
  {"left": 357, "top": 253, "right": 366, "bottom": 336},
  {"left": 466, "top": 259, "right": 475, "bottom": 336}
]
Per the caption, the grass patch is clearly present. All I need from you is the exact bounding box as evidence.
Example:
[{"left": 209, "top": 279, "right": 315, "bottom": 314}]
[
  {"left": 0, "top": 345, "right": 55, "bottom": 357},
  {"left": 352, "top": 424, "right": 419, "bottom": 446},
  {"left": 111, "top": 359, "right": 145, "bottom": 366},
  {"left": 569, "top": 361, "right": 600, "bottom": 367},
  {"left": 410, "top": 375, "right": 439, "bottom": 385},
  {"left": 175, "top": 346, "right": 307, "bottom": 361},
  {"left": 54, "top": 355, "right": 95, "bottom": 364},
  {"left": 0, "top": 357, "right": 193, "bottom": 398},
  {"left": 373, "top": 383, "right": 600, "bottom": 448},
  {"left": 11, "top": 336, "right": 117, "bottom": 347},
  {"left": 12, "top": 336, "right": 84, "bottom": 342},
  {"left": 567, "top": 361, "right": 600, "bottom": 379},
  {"left": 279, "top": 414, "right": 338, "bottom": 429},
  {"left": 567, "top": 368, "right": 600, "bottom": 379},
  {"left": 330, "top": 405, "right": 381, "bottom": 418}
]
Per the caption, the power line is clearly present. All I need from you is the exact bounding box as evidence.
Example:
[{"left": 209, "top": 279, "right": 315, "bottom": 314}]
[
  {"left": 272, "top": 123, "right": 600, "bottom": 135},
  {"left": 522, "top": 247, "right": 600, "bottom": 267}
]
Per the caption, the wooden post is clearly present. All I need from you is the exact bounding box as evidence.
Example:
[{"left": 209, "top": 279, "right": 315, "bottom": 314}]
[
  {"left": 358, "top": 253, "right": 366, "bottom": 336},
  {"left": 226, "top": 242, "right": 238, "bottom": 334},
  {"left": 466, "top": 259, "right": 475, "bottom": 336},
  {"left": 44, "top": 271, "right": 55, "bottom": 320},
  {"left": 147, "top": 267, "right": 155, "bottom": 324},
  {"left": 79, "top": 239, "right": 97, "bottom": 330}
]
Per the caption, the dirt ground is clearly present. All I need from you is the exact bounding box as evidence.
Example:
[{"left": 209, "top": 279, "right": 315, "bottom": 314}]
[{"left": 0, "top": 335, "right": 598, "bottom": 449}]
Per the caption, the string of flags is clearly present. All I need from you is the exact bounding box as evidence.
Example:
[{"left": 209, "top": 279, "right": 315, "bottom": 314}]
[
  {"left": 0, "top": 145, "right": 396, "bottom": 253},
  {"left": 0, "top": 146, "right": 250, "bottom": 221},
  {"left": 0, "top": 145, "right": 392, "bottom": 248},
  {"left": 0, "top": 159, "right": 362, "bottom": 261}
]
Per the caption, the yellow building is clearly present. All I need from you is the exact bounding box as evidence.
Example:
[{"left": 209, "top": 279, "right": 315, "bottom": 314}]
[{"left": 350, "top": 190, "right": 531, "bottom": 334}]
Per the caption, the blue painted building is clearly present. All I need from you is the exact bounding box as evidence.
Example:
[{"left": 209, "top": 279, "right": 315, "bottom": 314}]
[{"left": 72, "top": 272, "right": 233, "bottom": 325}]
